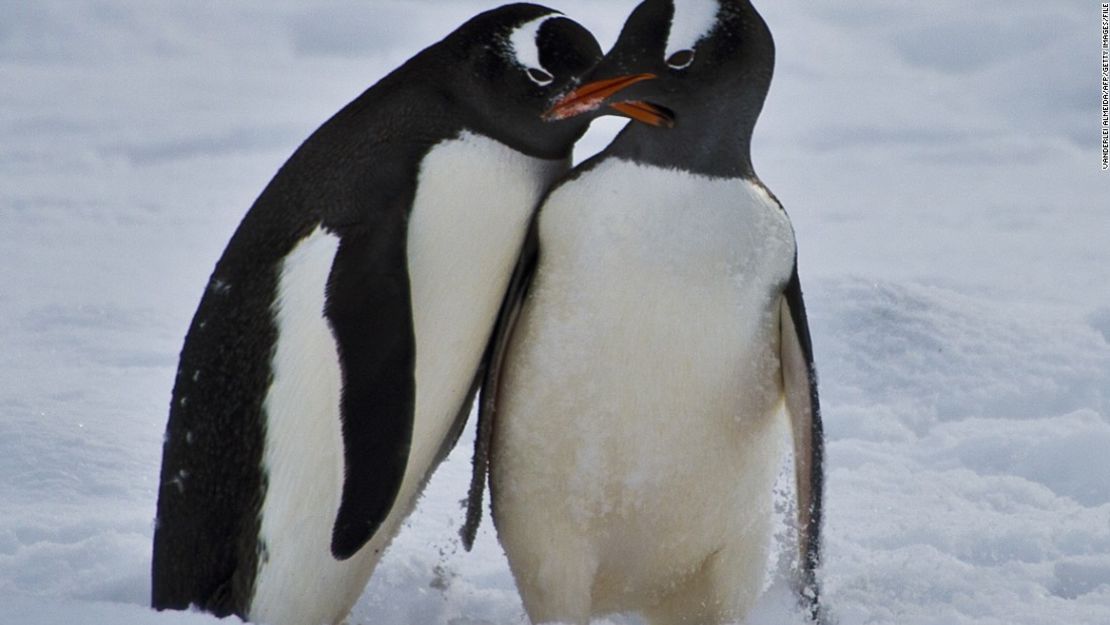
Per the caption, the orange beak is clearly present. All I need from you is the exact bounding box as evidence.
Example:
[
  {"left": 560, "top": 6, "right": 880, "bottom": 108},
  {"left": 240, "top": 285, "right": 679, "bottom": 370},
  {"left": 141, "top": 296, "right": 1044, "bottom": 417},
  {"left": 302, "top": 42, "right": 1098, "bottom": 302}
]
[
  {"left": 608, "top": 101, "right": 675, "bottom": 128},
  {"left": 544, "top": 74, "right": 672, "bottom": 127}
]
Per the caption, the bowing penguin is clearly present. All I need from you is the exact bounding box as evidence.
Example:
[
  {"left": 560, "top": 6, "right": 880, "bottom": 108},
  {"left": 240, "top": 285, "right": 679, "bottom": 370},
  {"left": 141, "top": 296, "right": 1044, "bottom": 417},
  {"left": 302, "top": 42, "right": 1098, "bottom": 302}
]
[{"left": 151, "top": 6, "right": 602, "bottom": 625}]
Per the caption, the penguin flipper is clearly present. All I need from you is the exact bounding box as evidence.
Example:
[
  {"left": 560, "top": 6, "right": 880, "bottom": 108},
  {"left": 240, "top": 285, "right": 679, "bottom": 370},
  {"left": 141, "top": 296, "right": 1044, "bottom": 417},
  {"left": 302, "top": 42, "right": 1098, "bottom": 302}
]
[
  {"left": 779, "top": 262, "right": 825, "bottom": 621},
  {"left": 326, "top": 225, "right": 418, "bottom": 560},
  {"left": 461, "top": 218, "right": 541, "bottom": 550}
]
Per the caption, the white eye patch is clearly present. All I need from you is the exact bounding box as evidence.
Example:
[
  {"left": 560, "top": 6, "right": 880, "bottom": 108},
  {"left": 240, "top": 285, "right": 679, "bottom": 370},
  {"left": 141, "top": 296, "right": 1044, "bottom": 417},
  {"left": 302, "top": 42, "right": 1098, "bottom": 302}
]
[
  {"left": 665, "top": 0, "right": 720, "bottom": 60},
  {"left": 508, "top": 13, "right": 562, "bottom": 86}
]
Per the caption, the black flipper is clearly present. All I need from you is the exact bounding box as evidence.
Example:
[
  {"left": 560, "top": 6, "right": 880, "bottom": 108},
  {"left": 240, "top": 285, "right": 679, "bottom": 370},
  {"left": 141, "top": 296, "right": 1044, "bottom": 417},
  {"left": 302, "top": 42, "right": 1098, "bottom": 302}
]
[
  {"left": 461, "top": 217, "right": 541, "bottom": 550},
  {"left": 779, "top": 260, "right": 826, "bottom": 622},
  {"left": 326, "top": 222, "right": 417, "bottom": 560}
]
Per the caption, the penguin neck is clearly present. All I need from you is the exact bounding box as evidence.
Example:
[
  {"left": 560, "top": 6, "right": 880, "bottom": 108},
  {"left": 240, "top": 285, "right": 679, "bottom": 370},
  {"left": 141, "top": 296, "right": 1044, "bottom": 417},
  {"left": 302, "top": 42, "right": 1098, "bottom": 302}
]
[{"left": 604, "top": 112, "right": 755, "bottom": 180}]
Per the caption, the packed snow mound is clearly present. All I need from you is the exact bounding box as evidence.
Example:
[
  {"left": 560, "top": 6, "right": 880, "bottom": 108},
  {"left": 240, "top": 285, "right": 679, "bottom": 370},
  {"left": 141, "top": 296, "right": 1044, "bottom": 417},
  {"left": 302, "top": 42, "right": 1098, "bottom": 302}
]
[
  {"left": 811, "top": 279, "right": 1110, "bottom": 434},
  {"left": 809, "top": 280, "right": 1110, "bottom": 624}
]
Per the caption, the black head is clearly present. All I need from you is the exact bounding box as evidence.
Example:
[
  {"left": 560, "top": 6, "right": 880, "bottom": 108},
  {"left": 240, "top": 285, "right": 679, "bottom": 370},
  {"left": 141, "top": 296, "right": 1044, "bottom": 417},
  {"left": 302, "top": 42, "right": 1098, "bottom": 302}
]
[
  {"left": 428, "top": 4, "right": 603, "bottom": 159},
  {"left": 547, "top": 0, "right": 774, "bottom": 177}
]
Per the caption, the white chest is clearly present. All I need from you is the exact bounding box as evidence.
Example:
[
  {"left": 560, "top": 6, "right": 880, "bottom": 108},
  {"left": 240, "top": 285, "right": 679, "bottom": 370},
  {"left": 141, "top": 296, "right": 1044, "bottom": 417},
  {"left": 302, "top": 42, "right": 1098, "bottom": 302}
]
[
  {"left": 541, "top": 158, "right": 794, "bottom": 282},
  {"left": 534, "top": 158, "right": 797, "bottom": 372},
  {"left": 403, "top": 131, "right": 565, "bottom": 487}
]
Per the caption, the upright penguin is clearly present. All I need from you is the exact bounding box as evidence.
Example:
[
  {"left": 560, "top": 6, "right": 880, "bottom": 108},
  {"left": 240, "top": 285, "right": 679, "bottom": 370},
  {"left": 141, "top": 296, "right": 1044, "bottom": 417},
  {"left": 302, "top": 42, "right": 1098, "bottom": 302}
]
[
  {"left": 471, "top": 1, "right": 824, "bottom": 623},
  {"left": 151, "top": 6, "right": 602, "bottom": 625}
]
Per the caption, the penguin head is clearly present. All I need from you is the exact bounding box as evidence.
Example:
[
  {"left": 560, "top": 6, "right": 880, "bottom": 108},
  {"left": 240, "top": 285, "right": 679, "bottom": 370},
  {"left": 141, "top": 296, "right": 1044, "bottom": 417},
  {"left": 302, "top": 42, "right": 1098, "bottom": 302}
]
[
  {"left": 545, "top": 0, "right": 774, "bottom": 158},
  {"left": 436, "top": 4, "right": 603, "bottom": 159}
]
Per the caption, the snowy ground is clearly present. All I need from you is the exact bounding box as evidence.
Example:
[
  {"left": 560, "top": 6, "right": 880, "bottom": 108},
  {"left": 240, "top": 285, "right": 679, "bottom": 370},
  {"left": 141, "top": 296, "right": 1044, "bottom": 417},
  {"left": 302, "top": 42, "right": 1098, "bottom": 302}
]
[{"left": 2, "top": 1, "right": 1108, "bottom": 624}]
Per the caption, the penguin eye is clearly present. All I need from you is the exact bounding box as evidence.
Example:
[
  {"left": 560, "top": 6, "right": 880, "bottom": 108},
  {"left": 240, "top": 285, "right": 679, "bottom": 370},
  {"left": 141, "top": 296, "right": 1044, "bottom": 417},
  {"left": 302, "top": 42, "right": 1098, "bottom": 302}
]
[
  {"left": 526, "top": 67, "right": 555, "bottom": 86},
  {"left": 666, "top": 49, "right": 695, "bottom": 70}
]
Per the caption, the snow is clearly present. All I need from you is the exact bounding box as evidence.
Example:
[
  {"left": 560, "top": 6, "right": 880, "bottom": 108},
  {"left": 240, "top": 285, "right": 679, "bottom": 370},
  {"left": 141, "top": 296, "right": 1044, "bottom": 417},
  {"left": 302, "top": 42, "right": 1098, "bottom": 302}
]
[{"left": 1, "top": 1, "right": 1107, "bottom": 624}]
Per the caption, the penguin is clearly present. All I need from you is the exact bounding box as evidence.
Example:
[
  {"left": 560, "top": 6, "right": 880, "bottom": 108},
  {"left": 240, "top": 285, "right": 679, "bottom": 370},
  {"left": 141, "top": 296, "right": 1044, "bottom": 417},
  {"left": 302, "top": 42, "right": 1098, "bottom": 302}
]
[
  {"left": 465, "top": 1, "right": 824, "bottom": 623},
  {"left": 150, "top": 6, "right": 602, "bottom": 625}
]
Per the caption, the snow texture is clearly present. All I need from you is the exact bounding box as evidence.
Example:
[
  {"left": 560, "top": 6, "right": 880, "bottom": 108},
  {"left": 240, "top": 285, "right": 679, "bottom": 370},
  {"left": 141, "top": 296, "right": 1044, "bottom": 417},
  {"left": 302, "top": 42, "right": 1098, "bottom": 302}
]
[{"left": 1, "top": 1, "right": 1107, "bottom": 624}]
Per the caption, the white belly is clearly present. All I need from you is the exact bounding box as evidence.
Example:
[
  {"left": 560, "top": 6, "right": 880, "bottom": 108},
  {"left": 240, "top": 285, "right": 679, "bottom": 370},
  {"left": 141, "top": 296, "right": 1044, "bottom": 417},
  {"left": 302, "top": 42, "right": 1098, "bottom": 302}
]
[
  {"left": 492, "top": 159, "right": 797, "bottom": 616},
  {"left": 251, "top": 132, "right": 564, "bottom": 625},
  {"left": 404, "top": 132, "right": 564, "bottom": 517}
]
